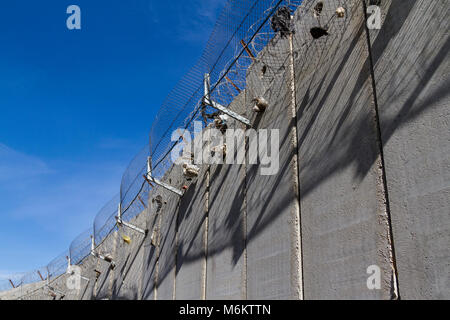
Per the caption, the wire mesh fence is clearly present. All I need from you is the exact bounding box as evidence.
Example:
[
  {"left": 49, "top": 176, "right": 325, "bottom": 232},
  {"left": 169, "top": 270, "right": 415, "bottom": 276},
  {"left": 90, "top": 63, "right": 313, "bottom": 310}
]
[
  {"left": 0, "top": 280, "right": 12, "bottom": 293},
  {"left": 1, "top": 0, "right": 360, "bottom": 299},
  {"left": 47, "top": 251, "right": 69, "bottom": 281},
  {"left": 119, "top": 145, "right": 150, "bottom": 223}
]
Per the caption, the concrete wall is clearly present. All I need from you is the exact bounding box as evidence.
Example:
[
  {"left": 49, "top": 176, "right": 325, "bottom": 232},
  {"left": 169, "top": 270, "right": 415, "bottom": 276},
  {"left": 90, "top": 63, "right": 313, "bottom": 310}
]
[
  {"left": 2, "top": 0, "right": 448, "bottom": 301},
  {"left": 94, "top": 231, "right": 117, "bottom": 300},
  {"left": 368, "top": 0, "right": 450, "bottom": 300}
]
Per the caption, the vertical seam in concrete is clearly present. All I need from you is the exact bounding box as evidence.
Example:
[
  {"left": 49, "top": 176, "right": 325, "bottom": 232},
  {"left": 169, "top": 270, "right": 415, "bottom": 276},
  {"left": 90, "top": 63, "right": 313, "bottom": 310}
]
[
  {"left": 361, "top": 0, "right": 401, "bottom": 300},
  {"left": 202, "top": 166, "right": 210, "bottom": 300},
  {"left": 289, "top": 32, "right": 304, "bottom": 300}
]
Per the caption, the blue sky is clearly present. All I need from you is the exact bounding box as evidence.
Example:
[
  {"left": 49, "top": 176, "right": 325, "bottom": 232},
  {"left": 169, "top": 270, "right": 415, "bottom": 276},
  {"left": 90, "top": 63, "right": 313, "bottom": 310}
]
[{"left": 0, "top": 0, "right": 224, "bottom": 278}]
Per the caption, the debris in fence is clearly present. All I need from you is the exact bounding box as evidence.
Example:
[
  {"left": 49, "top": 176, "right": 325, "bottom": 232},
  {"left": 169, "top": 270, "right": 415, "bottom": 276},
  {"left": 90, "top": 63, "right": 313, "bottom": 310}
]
[
  {"left": 252, "top": 97, "right": 269, "bottom": 113},
  {"left": 314, "top": 1, "right": 324, "bottom": 19},
  {"left": 336, "top": 7, "right": 346, "bottom": 18},
  {"left": 310, "top": 27, "right": 329, "bottom": 39},
  {"left": 37, "top": 270, "right": 44, "bottom": 281},
  {"left": 271, "top": 6, "right": 293, "bottom": 38}
]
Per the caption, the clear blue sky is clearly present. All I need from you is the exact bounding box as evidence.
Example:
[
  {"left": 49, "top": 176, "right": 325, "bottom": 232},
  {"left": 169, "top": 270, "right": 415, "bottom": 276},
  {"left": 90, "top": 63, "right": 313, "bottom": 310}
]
[{"left": 0, "top": 0, "right": 224, "bottom": 278}]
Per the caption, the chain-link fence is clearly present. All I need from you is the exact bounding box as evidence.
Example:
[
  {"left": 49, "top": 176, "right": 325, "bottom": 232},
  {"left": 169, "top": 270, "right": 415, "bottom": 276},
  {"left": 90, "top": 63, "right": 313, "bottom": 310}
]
[{"left": 1, "top": 0, "right": 358, "bottom": 298}]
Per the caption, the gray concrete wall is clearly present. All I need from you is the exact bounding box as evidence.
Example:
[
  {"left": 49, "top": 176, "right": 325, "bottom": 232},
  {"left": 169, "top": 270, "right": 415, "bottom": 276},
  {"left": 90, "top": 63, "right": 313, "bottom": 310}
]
[
  {"left": 245, "top": 37, "right": 302, "bottom": 300},
  {"left": 0, "top": 281, "right": 47, "bottom": 300},
  {"left": 94, "top": 231, "right": 117, "bottom": 300},
  {"left": 140, "top": 194, "right": 161, "bottom": 300},
  {"left": 78, "top": 255, "right": 97, "bottom": 300}
]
